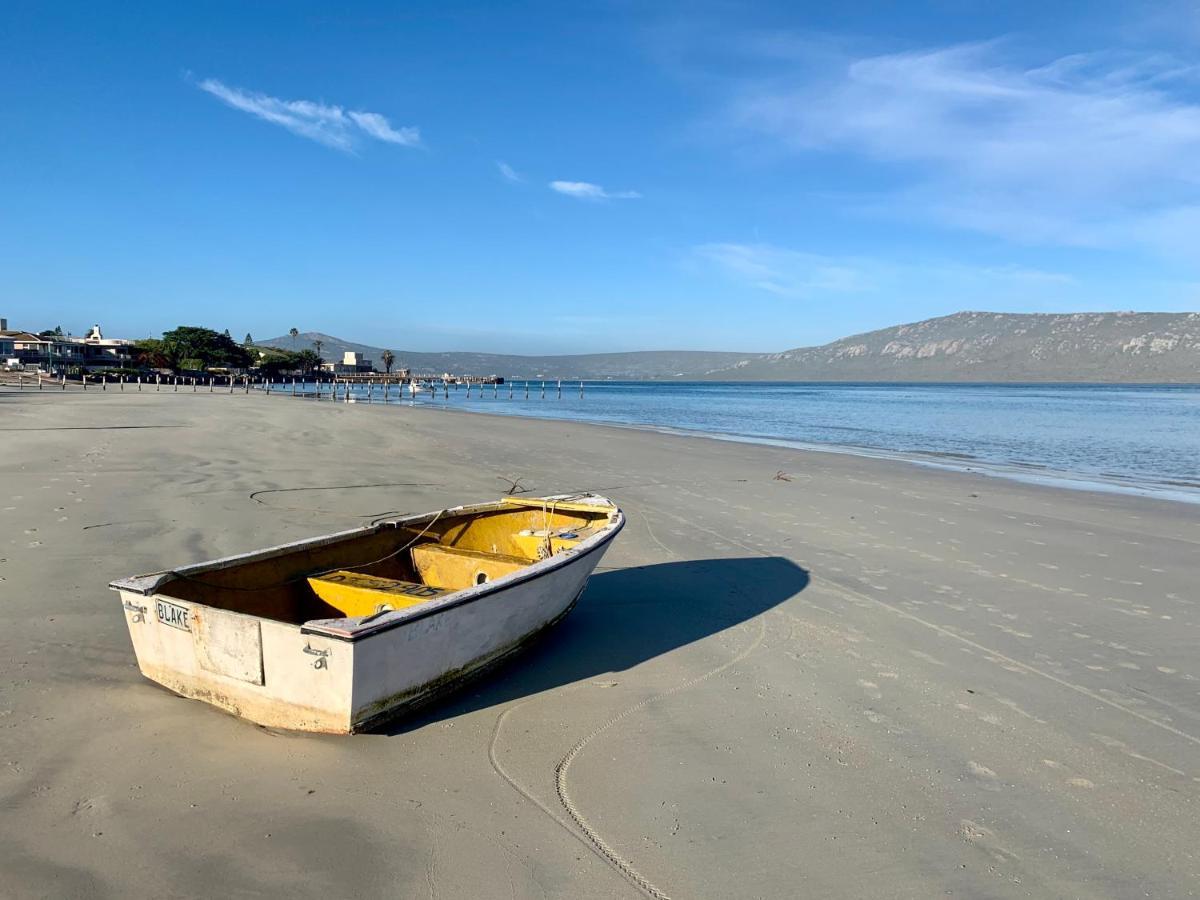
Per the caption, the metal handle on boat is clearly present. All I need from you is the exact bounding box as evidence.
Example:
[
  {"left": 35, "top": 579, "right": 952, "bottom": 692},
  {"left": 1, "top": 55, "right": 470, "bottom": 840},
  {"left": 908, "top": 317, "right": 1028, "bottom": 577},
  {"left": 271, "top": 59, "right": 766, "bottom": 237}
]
[
  {"left": 122, "top": 600, "right": 146, "bottom": 623},
  {"left": 303, "top": 644, "right": 330, "bottom": 669}
]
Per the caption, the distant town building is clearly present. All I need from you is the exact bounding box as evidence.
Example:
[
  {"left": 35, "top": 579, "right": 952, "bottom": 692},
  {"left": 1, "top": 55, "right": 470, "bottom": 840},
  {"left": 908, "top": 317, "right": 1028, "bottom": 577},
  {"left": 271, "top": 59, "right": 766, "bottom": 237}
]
[
  {"left": 1, "top": 319, "right": 134, "bottom": 372},
  {"left": 320, "top": 350, "right": 376, "bottom": 375}
]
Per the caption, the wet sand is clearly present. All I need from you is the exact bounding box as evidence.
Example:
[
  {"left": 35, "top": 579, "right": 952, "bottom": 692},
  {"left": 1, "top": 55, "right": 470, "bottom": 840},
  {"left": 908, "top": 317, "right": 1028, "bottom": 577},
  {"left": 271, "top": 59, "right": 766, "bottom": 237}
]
[{"left": 1, "top": 389, "right": 1198, "bottom": 898}]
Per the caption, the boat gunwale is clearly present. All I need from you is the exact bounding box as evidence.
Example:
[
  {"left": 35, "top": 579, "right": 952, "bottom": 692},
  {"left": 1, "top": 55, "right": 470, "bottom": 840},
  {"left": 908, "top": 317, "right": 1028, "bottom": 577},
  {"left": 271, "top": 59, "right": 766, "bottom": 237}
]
[
  {"left": 108, "top": 494, "right": 624, "bottom": 644},
  {"left": 303, "top": 514, "right": 623, "bottom": 642}
]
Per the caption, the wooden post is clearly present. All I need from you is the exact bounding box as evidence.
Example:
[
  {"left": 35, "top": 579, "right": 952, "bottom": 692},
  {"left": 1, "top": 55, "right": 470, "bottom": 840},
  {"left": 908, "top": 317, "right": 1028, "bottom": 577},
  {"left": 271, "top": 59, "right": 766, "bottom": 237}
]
[
  {"left": 155, "top": 374, "right": 160, "bottom": 391},
  {"left": 62, "top": 375, "right": 66, "bottom": 391},
  {"left": 292, "top": 378, "right": 297, "bottom": 397},
  {"left": 244, "top": 376, "right": 249, "bottom": 394},
  {"left": 120, "top": 375, "right": 124, "bottom": 391},
  {"left": 102, "top": 375, "right": 107, "bottom": 391},
  {"left": 541, "top": 381, "right": 546, "bottom": 400},
  {"left": 493, "top": 381, "right": 498, "bottom": 399},
  {"left": 173, "top": 376, "right": 178, "bottom": 392},
  {"left": 557, "top": 379, "right": 561, "bottom": 400},
  {"left": 579, "top": 380, "right": 584, "bottom": 399},
  {"left": 509, "top": 380, "right": 513, "bottom": 400},
  {"left": 192, "top": 377, "right": 197, "bottom": 392},
  {"left": 38, "top": 372, "right": 42, "bottom": 390},
  {"left": 208, "top": 377, "right": 213, "bottom": 392},
  {"left": 525, "top": 381, "right": 529, "bottom": 400},
  {"left": 82, "top": 375, "right": 86, "bottom": 391},
  {"left": 137, "top": 376, "right": 142, "bottom": 391}
]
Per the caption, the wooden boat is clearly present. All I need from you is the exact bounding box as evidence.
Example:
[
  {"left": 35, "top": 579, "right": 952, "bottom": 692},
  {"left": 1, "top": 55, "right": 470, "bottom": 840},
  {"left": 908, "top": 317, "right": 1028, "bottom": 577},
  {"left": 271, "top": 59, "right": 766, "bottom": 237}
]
[{"left": 110, "top": 494, "right": 624, "bottom": 733}]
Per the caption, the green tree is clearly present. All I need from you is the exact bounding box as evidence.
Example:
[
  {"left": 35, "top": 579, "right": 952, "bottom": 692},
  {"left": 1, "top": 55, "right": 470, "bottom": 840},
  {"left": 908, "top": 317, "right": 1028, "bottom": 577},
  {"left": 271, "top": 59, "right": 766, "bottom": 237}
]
[
  {"left": 257, "top": 348, "right": 306, "bottom": 375},
  {"left": 132, "top": 338, "right": 171, "bottom": 369},
  {"left": 289, "top": 327, "right": 299, "bottom": 349},
  {"left": 312, "top": 339, "right": 324, "bottom": 360},
  {"left": 380, "top": 349, "right": 395, "bottom": 374},
  {"left": 159, "top": 326, "right": 252, "bottom": 372},
  {"left": 294, "top": 349, "right": 321, "bottom": 374}
]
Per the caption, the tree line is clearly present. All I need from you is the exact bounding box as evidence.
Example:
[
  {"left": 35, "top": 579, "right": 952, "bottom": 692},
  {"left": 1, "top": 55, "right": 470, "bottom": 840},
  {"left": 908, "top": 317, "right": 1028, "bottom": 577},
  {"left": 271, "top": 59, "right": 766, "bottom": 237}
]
[{"left": 133, "top": 326, "right": 322, "bottom": 375}]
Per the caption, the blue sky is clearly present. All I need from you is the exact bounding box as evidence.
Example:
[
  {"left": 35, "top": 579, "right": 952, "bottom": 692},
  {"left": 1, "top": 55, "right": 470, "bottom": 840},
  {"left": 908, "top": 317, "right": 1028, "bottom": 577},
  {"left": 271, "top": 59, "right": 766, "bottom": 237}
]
[{"left": 2, "top": 1, "right": 1199, "bottom": 353}]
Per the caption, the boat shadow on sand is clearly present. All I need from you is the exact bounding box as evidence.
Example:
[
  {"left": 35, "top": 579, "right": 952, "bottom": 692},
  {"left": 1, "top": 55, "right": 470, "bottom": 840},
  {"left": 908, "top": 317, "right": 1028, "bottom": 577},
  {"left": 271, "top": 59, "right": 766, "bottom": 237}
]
[{"left": 378, "top": 555, "right": 809, "bottom": 735}]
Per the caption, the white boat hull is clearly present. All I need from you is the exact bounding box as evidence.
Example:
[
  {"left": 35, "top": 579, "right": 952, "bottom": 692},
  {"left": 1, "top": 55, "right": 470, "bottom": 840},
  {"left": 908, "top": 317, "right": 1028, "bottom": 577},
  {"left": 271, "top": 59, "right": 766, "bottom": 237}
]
[{"left": 112, "top": 497, "right": 623, "bottom": 733}]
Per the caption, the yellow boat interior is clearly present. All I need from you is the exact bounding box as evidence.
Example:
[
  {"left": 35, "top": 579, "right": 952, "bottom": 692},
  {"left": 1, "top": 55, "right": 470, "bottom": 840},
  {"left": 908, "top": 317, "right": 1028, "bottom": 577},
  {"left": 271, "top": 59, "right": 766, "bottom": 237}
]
[{"left": 156, "top": 498, "right": 617, "bottom": 625}]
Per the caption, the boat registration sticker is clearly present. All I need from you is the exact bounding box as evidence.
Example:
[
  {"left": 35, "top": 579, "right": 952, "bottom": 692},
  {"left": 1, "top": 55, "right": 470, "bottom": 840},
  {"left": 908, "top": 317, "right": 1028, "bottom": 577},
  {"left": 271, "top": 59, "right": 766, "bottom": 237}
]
[{"left": 156, "top": 599, "right": 191, "bottom": 631}]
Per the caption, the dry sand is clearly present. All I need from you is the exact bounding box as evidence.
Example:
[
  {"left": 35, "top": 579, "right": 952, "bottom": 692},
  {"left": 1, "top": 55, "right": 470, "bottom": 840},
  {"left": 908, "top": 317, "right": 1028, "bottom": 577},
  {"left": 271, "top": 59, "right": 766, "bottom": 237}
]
[{"left": 1, "top": 388, "right": 1198, "bottom": 899}]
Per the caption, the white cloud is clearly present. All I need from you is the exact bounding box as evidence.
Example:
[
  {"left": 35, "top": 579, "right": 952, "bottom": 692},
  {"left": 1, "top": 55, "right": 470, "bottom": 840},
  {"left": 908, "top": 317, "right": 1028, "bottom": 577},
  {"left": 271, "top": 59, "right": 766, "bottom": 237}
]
[
  {"left": 720, "top": 41, "right": 1200, "bottom": 252},
  {"left": 549, "top": 180, "right": 642, "bottom": 200},
  {"left": 346, "top": 111, "right": 420, "bottom": 146},
  {"left": 696, "top": 243, "right": 871, "bottom": 297},
  {"left": 695, "top": 242, "right": 1076, "bottom": 301},
  {"left": 197, "top": 78, "right": 420, "bottom": 151},
  {"left": 497, "top": 161, "right": 523, "bottom": 182}
]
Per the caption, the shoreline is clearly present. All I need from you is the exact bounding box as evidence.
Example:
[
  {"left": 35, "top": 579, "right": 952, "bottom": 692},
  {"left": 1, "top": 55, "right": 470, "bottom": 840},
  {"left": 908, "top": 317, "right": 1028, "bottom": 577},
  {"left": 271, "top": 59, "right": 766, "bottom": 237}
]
[
  {"left": 6, "top": 381, "right": 1199, "bottom": 505},
  {"left": 377, "top": 394, "right": 1200, "bottom": 507}
]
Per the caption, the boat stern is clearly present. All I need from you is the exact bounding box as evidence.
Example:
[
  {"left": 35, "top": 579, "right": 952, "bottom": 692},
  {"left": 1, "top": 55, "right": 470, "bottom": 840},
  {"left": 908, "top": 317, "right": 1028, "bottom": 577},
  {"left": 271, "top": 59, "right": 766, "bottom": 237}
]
[{"left": 114, "top": 585, "right": 357, "bottom": 733}]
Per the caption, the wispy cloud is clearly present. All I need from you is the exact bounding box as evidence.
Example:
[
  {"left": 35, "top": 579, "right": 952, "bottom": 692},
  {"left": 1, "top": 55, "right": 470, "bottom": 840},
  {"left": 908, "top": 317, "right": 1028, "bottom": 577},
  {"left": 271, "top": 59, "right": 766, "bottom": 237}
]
[
  {"left": 549, "top": 180, "right": 642, "bottom": 201},
  {"left": 695, "top": 242, "right": 1076, "bottom": 301},
  {"left": 197, "top": 78, "right": 420, "bottom": 151},
  {"left": 696, "top": 243, "right": 871, "bottom": 297},
  {"left": 706, "top": 39, "right": 1200, "bottom": 253},
  {"left": 497, "top": 161, "right": 523, "bottom": 183}
]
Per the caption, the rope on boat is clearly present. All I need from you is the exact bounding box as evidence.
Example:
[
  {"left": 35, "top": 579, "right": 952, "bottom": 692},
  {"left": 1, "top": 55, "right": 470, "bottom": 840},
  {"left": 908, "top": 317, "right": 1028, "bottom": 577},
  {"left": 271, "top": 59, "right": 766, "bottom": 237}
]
[{"left": 166, "top": 509, "right": 448, "bottom": 592}]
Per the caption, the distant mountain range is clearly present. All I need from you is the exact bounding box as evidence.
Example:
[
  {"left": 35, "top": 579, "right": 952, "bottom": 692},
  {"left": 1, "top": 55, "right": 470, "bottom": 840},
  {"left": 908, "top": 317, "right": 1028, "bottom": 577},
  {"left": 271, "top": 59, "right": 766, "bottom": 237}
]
[
  {"left": 258, "top": 332, "right": 750, "bottom": 380},
  {"left": 261, "top": 311, "right": 1200, "bottom": 382}
]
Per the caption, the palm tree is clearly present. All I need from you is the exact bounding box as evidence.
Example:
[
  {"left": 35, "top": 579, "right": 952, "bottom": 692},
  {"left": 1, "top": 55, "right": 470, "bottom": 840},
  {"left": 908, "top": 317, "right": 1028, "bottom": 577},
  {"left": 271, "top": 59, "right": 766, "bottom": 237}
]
[
  {"left": 312, "top": 339, "right": 325, "bottom": 379},
  {"left": 289, "top": 327, "right": 299, "bottom": 349},
  {"left": 381, "top": 349, "right": 395, "bottom": 374}
]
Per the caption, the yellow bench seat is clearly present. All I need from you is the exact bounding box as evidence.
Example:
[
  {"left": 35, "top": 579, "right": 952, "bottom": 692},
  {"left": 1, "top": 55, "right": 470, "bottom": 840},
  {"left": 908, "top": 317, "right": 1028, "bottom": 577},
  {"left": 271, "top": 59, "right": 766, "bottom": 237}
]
[
  {"left": 411, "top": 544, "right": 532, "bottom": 590},
  {"left": 308, "top": 570, "right": 451, "bottom": 618}
]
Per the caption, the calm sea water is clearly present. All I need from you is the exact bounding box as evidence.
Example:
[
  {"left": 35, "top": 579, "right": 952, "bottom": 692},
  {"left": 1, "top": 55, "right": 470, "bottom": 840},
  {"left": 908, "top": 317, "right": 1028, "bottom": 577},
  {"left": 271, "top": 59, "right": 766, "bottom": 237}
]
[{"left": 314, "top": 381, "right": 1200, "bottom": 503}]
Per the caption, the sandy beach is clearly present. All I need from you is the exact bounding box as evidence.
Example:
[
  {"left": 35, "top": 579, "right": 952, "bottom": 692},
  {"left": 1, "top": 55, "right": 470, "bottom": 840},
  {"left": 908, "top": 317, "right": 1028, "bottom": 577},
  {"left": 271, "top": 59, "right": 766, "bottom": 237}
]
[{"left": 2, "top": 388, "right": 1198, "bottom": 899}]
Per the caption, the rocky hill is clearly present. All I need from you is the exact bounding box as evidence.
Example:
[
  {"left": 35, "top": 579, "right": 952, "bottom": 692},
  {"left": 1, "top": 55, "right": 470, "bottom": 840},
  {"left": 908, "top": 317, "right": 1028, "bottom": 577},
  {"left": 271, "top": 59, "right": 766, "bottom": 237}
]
[
  {"left": 262, "top": 312, "right": 1200, "bottom": 382},
  {"left": 705, "top": 312, "right": 1200, "bottom": 382}
]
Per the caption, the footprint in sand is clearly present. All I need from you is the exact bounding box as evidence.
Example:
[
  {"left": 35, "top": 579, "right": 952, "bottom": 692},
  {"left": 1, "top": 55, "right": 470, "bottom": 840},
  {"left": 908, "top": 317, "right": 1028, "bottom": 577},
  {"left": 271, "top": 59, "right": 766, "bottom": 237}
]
[
  {"left": 967, "top": 761, "right": 1002, "bottom": 790},
  {"left": 857, "top": 679, "right": 883, "bottom": 700}
]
